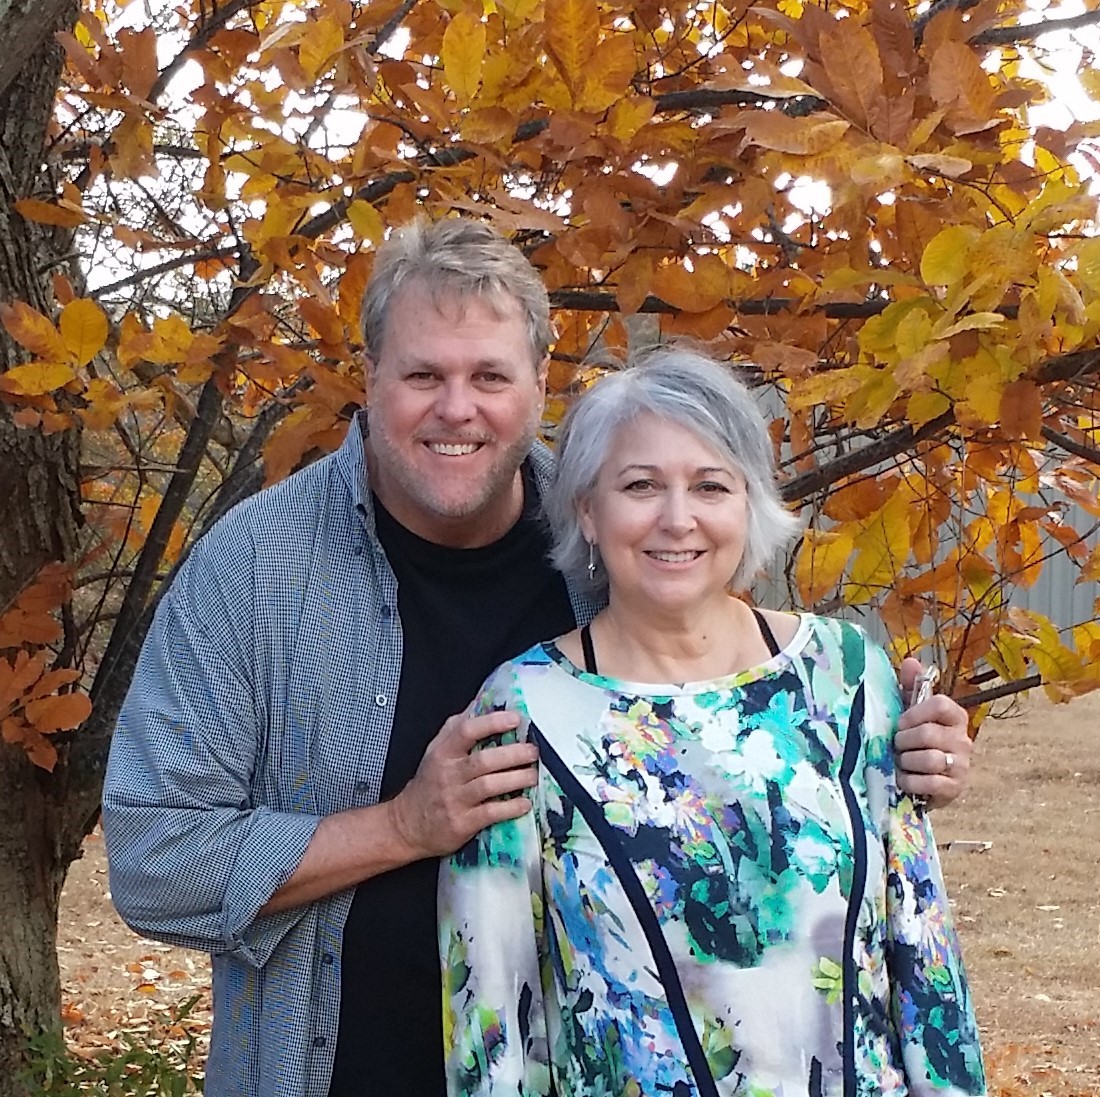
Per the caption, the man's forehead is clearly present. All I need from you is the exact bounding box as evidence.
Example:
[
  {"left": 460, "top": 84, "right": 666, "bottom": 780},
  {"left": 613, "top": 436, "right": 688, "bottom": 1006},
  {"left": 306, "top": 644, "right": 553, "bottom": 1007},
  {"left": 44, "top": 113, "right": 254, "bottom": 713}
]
[{"left": 394, "top": 278, "right": 524, "bottom": 323}]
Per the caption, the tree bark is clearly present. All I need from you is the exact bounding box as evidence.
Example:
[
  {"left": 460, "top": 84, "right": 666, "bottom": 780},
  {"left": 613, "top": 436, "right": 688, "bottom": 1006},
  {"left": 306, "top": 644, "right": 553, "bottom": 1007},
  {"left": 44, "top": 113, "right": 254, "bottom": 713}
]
[{"left": 0, "top": 1, "right": 87, "bottom": 1092}]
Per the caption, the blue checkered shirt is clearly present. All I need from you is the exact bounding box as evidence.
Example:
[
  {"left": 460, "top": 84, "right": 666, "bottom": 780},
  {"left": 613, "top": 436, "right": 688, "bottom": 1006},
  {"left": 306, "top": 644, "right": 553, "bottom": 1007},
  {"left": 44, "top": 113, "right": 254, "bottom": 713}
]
[{"left": 102, "top": 415, "right": 600, "bottom": 1097}]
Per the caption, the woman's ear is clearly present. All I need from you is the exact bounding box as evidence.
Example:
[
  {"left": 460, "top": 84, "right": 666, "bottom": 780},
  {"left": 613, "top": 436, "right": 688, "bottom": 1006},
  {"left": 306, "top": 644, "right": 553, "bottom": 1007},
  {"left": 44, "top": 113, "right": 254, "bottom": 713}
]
[{"left": 577, "top": 495, "right": 597, "bottom": 544}]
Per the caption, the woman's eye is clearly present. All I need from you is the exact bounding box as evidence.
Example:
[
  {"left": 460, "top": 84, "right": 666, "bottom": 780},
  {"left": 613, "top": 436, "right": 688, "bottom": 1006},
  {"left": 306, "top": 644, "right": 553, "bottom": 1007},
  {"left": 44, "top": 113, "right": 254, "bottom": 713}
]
[
  {"left": 624, "top": 479, "right": 656, "bottom": 492},
  {"left": 697, "top": 481, "right": 731, "bottom": 494}
]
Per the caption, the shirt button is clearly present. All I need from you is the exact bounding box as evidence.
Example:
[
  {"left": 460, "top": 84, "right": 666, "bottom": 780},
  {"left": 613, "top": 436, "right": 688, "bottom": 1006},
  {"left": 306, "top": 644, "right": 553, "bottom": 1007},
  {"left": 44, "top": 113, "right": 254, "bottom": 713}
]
[
  {"left": 322, "top": 952, "right": 334, "bottom": 965},
  {"left": 380, "top": 604, "right": 392, "bottom": 618},
  {"left": 375, "top": 693, "right": 386, "bottom": 706},
  {"left": 355, "top": 779, "right": 371, "bottom": 794},
  {"left": 353, "top": 544, "right": 363, "bottom": 557},
  {"left": 313, "top": 1036, "right": 327, "bottom": 1048}
]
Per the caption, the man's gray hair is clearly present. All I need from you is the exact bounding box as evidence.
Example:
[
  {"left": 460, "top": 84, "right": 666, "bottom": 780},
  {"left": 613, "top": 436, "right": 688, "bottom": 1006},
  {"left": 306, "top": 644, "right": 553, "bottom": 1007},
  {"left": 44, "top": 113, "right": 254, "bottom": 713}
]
[
  {"left": 546, "top": 347, "right": 801, "bottom": 592},
  {"left": 361, "top": 216, "right": 552, "bottom": 365}
]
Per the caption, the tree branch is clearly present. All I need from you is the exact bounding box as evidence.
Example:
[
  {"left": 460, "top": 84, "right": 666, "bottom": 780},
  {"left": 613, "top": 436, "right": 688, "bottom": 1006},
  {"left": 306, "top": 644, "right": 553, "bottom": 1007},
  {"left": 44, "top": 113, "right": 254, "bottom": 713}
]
[
  {"left": 780, "top": 411, "right": 956, "bottom": 504},
  {"left": 89, "top": 375, "right": 225, "bottom": 705},
  {"left": 780, "top": 348, "right": 1100, "bottom": 504},
  {"left": 956, "top": 674, "right": 1042, "bottom": 708},
  {"left": 94, "top": 246, "right": 238, "bottom": 296},
  {"left": 1041, "top": 423, "right": 1100, "bottom": 466},
  {"left": 971, "top": 8, "right": 1100, "bottom": 46},
  {"left": 148, "top": 0, "right": 258, "bottom": 103}
]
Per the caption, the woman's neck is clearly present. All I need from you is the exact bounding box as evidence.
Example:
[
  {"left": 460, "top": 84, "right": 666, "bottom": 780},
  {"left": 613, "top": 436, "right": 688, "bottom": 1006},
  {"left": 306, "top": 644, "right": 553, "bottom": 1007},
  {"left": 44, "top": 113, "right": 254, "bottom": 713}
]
[{"left": 589, "top": 595, "right": 771, "bottom": 683}]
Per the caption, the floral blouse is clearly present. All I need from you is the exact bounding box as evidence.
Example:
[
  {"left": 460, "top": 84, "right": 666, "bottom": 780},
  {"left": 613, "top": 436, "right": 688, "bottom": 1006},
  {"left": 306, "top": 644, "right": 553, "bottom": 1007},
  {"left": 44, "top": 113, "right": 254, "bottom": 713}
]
[{"left": 439, "top": 614, "right": 985, "bottom": 1097}]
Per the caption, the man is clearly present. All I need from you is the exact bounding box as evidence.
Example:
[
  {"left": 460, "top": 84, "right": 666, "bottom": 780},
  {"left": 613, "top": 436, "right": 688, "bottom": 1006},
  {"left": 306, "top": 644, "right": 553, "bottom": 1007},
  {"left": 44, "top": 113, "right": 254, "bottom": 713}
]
[{"left": 102, "top": 217, "right": 973, "bottom": 1097}]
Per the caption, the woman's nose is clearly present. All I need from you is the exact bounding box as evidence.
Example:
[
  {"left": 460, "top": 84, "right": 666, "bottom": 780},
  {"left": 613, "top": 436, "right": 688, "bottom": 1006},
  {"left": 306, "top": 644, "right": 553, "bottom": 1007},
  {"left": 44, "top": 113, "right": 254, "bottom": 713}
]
[{"left": 659, "top": 489, "right": 695, "bottom": 534}]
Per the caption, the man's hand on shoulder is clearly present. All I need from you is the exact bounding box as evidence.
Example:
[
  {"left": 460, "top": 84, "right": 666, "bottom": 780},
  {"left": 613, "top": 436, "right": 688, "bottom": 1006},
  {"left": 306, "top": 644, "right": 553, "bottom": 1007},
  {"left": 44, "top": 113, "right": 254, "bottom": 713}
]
[
  {"left": 894, "top": 657, "right": 974, "bottom": 810},
  {"left": 386, "top": 709, "right": 538, "bottom": 860}
]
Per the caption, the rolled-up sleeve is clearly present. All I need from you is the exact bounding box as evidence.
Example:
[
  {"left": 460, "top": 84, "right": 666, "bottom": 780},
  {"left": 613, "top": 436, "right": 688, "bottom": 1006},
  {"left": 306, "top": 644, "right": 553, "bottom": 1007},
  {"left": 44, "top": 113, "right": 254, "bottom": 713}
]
[{"left": 103, "top": 545, "right": 322, "bottom": 969}]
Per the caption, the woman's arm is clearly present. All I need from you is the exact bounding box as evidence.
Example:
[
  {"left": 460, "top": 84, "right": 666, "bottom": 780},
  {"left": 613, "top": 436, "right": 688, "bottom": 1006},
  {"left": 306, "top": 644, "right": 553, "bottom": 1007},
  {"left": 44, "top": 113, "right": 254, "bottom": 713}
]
[
  {"left": 885, "top": 797, "right": 987, "bottom": 1096},
  {"left": 438, "top": 669, "right": 551, "bottom": 1097}
]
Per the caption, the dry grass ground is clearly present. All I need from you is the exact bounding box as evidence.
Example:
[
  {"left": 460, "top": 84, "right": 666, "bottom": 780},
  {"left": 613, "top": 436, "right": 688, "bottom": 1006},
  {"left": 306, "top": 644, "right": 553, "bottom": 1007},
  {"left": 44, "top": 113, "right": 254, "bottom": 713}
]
[
  {"left": 934, "top": 691, "right": 1100, "bottom": 1096},
  {"left": 57, "top": 693, "right": 1099, "bottom": 1091}
]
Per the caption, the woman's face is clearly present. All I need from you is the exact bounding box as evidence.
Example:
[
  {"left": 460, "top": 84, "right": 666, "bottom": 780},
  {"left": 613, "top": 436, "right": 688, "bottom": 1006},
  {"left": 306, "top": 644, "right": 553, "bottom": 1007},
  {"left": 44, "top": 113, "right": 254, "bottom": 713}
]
[{"left": 579, "top": 413, "right": 749, "bottom": 617}]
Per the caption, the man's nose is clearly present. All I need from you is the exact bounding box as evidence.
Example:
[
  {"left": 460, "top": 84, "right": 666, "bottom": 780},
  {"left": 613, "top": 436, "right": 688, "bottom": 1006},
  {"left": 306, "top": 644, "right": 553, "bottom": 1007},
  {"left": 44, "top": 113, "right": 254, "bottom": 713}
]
[{"left": 435, "top": 379, "right": 476, "bottom": 423}]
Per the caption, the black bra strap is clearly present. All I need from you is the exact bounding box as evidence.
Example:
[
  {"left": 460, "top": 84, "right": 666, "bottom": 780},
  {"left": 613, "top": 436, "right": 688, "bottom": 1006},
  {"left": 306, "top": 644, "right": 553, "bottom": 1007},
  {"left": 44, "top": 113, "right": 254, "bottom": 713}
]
[
  {"left": 580, "top": 624, "right": 599, "bottom": 674},
  {"left": 752, "top": 608, "right": 781, "bottom": 657}
]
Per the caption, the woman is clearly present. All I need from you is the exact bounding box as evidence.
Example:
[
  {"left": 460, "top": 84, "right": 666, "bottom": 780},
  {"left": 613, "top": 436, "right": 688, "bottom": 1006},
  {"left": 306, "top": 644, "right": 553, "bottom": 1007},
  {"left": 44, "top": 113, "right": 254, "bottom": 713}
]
[{"left": 439, "top": 349, "right": 985, "bottom": 1097}]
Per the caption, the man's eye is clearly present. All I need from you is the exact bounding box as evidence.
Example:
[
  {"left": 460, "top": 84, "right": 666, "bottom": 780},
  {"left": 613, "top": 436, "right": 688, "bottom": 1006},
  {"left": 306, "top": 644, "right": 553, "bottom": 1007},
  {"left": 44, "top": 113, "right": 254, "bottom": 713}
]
[
  {"left": 406, "top": 371, "right": 436, "bottom": 383},
  {"left": 477, "top": 372, "right": 509, "bottom": 385}
]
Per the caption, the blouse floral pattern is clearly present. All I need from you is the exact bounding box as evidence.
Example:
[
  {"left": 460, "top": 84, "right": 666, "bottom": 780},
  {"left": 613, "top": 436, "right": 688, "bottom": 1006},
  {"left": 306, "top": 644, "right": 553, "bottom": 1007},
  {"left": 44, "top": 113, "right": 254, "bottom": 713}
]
[{"left": 439, "top": 614, "right": 985, "bottom": 1097}]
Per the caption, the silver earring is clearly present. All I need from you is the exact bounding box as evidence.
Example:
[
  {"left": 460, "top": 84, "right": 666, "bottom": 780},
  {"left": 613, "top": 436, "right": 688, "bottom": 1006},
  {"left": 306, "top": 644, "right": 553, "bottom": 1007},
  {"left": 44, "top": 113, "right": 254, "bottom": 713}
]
[{"left": 587, "top": 542, "right": 597, "bottom": 581}]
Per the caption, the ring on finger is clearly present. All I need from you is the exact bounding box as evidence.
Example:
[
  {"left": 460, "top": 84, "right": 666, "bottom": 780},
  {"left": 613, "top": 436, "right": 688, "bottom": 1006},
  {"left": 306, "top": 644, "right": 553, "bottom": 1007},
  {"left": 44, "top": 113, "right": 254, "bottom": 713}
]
[{"left": 943, "top": 750, "right": 955, "bottom": 774}]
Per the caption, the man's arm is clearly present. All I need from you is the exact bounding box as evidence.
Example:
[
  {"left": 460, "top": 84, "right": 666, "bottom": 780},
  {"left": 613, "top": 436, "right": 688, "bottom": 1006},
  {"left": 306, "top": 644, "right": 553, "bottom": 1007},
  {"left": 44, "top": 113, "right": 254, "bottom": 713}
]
[
  {"left": 260, "top": 709, "right": 539, "bottom": 914},
  {"left": 893, "top": 657, "right": 974, "bottom": 810}
]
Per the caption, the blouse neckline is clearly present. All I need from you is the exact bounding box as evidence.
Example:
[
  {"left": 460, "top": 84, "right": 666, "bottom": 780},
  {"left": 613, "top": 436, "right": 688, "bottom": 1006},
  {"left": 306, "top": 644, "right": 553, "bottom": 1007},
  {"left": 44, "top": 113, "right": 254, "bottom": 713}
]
[{"left": 542, "top": 612, "right": 811, "bottom": 697}]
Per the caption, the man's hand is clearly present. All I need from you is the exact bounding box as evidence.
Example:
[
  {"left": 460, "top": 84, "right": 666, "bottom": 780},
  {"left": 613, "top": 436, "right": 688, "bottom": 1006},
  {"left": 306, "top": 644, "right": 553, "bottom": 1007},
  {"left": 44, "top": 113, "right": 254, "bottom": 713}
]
[
  {"left": 894, "top": 657, "right": 974, "bottom": 810},
  {"left": 386, "top": 709, "right": 538, "bottom": 861}
]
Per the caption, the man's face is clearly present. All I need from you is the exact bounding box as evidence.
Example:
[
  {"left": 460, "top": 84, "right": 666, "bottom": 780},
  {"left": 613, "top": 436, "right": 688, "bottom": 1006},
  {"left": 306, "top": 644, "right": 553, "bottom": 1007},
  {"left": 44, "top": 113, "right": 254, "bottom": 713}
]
[{"left": 364, "top": 281, "right": 548, "bottom": 547}]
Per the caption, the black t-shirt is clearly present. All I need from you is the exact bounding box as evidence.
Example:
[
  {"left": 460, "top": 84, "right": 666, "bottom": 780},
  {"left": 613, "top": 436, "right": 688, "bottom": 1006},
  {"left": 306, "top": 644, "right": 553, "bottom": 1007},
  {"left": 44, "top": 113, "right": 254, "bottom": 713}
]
[{"left": 327, "top": 464, "right": 576, "bottom": 1097}]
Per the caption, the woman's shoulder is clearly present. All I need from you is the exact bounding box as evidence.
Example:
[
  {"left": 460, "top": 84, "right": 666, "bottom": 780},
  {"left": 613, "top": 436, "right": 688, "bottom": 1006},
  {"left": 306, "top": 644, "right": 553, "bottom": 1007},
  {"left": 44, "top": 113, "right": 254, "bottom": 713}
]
[{"left": 795, "top": 614, "right": 895, "bottom": 680}]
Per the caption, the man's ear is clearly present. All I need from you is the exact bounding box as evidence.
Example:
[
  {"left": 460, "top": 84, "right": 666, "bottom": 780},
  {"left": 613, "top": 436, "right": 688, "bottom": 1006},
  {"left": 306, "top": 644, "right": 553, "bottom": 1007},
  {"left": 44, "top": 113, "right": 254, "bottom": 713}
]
[{"left": 363, "top": 355, "right": 377, "bottom": 403}]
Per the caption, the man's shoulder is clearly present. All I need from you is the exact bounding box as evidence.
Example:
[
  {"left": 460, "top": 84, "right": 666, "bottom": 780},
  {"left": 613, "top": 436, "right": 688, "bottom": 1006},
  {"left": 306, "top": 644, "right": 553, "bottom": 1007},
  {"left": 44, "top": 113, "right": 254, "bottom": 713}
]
[
  {"left": 207, "top": 451, "right": 346, "bottom": 546},
  {"left": 180, "top": 450, "right": 353, "bottom": 596}
]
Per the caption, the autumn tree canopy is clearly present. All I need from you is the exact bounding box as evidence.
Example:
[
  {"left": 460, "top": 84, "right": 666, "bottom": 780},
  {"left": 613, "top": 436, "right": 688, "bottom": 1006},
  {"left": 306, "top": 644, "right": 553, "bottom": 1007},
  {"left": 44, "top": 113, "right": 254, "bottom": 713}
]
[{"left": 1, "top": 0, "right": 1099, "bottom": 1086}]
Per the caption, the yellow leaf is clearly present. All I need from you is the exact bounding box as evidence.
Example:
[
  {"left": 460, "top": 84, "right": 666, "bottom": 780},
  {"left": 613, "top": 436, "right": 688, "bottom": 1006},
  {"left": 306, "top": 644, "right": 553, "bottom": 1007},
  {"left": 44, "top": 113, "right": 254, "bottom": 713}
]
[
  {"left": 577, "top": 35, "right": 636, "bottom": 113},
  {"left": 819, "top": 21, "right": 883, "bottom": 131},
  {"left": 651, "top": 258, "right": 728, "bottom": 313},
  {"left": 59, "top": 299, "right": 108, "bottom": 367},
  {"left": 738, "top": 113, "right": 850, "bottom": 156},
  {"left": 907, "top": 390, "right": 951, "bottom": 428},
  {"left": 347, "top": 200, "right": 385, "bottom": 245},
  {"left": 299, "top": 15, "right": 344, "bottom": 79},
  {"left": 788, "top": 369, "right": 862, "bottom": 412},
  {"left": 931, "top": 311, "right": 1005, "bottom": 340},
  {"left": 844, "top": 490, "right": 913, "bottom": 603},
  {"left": 545, "top": 0, "right": 599, "bottom": 98},
  {"left": 442, "top": 11, "right": 486, "bottom": 106},
  {"left": 961, "top": 375, "right": 1003, "bottom": 425},
  {"left": 117, "top": 312, "right": 149, "bottom": 369},
  {"left": 111, "top": 115, "right": 157, "bottom": 179},
  {"left": 1081, "top": 67, "right": 1100, "bottom": 101},
  {"left": 905, "top": 153, "right": 973, "bottom": 178},
  {"left": 919, "top": 225, "right": 980, "bottom": 287},
  {"left": 606, "top": 95, "right": 655, "bottom": 143},
  {"left": 844, "top": 367, "right": 898, "bottom": 429},
  {"left": 496, "top": 0, "right": 541, "bottom": 24},
  {"left": 0, "top": 301, "right": 67, "bottom": 361},
  {"left": 14, "top": 198, "right": 86, "bottom": 228},
  {"left": 0, "top": 361, "right": 78, "bottom": 396},
  {"left": 795, "top": 527, "right": 854, "bottom": 606},
  {"left": 81, "top": 378, "right": 129, "bottom": 431},
  {"left": 849, "top": 150, "right": 907, "bottom": 189}
]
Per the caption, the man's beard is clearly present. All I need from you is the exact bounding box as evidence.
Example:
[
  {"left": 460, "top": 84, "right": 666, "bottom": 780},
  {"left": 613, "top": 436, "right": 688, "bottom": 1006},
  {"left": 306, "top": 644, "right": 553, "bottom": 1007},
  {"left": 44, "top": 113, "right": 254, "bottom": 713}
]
[{"left": 367, "top": 413, "right": 541, "bottom": 525}]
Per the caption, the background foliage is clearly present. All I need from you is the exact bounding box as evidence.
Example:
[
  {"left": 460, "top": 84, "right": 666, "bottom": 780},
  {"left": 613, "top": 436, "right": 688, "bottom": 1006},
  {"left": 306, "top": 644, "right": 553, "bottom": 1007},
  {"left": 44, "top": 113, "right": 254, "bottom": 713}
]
[{"left": 1, "top": 0, "right": 1099, "bottom": 1087}]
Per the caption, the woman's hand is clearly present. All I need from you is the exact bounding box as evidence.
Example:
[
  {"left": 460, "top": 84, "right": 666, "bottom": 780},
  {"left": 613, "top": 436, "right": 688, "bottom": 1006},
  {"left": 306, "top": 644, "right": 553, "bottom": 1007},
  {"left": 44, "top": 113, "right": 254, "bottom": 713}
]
[{"left": 893, "top": 657, "right": 974, "bottom": 810}]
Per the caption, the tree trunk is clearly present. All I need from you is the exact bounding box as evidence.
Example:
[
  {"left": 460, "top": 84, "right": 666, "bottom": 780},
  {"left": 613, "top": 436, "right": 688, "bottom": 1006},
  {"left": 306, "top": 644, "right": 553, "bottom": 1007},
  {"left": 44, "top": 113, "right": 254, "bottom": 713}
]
[
  {"left": 0, "top": 2, "right": 90, "bottom": 1092},
  {"left": 0, "top": 745, "right": 73, "bottom": 1094}
]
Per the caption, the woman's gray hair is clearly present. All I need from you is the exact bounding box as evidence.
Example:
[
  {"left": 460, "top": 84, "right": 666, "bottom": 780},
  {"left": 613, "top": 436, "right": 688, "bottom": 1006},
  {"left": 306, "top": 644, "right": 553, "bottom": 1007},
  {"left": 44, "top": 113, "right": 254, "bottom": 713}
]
[
  {"left": 546, "top": 347, "right": 801, "bottom": 592},
  {"left": 361, "top": 216, "right": 552, "bottom": 366}
]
